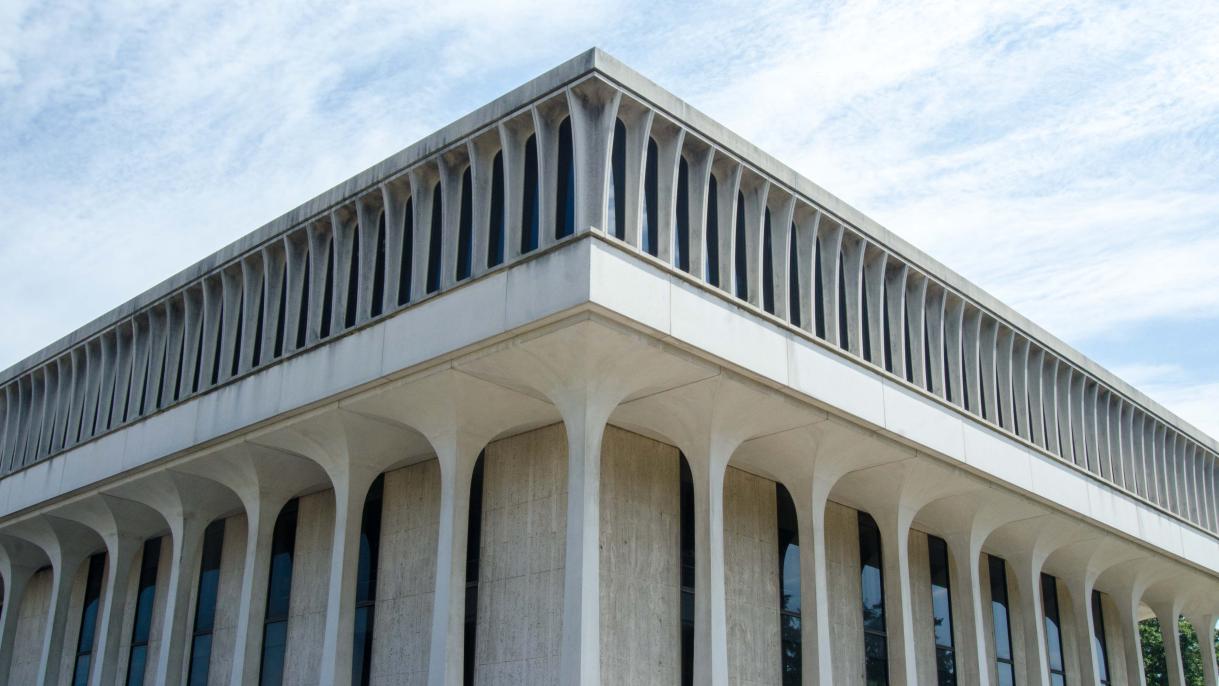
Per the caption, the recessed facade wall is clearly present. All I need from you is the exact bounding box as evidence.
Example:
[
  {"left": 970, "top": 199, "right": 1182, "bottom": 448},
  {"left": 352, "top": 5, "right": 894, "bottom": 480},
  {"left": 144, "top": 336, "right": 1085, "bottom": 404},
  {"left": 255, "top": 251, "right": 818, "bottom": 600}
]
[
  {"left": 8, "top": 567, "right": 51, "bottom": 684},
  {"left": 599, "top": 426, "right": 681, "bottom": 685},
  {"left": 724, "top": 466, "right": 780, "bottom": 686}
]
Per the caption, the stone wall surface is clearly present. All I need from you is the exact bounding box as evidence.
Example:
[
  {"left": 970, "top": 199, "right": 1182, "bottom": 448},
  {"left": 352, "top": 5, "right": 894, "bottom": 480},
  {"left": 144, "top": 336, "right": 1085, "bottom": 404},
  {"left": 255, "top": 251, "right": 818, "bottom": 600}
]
[
  {"left": 282, "top": 490, "right": 336, "bottom": 686},
  {"left": 475, "top": 423, "right": 567, "bottom": 686},
  {"left": 826, "top": 501, "right": 863, "bottom": 684},
  {"left": 724, "top": 467, "right": 780, "bottom": 686},
  {"left": 599, "top": 426, "right": 680, "bottom": 686},
  {"left": 370, "top": 458, "right": 440, "bottom": 686},
  {"left": 204, "top": 512, "right": 248, "bottom": 682},
  {"left": 8, "top": 567, "right": 51, "bottom": 684}
]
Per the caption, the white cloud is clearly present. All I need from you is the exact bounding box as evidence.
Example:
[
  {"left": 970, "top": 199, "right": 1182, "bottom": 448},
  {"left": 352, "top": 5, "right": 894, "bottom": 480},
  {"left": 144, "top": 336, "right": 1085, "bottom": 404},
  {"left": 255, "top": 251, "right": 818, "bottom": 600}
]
[{"left": 2, "top": 0, "right": 1217, "bottom": 439}]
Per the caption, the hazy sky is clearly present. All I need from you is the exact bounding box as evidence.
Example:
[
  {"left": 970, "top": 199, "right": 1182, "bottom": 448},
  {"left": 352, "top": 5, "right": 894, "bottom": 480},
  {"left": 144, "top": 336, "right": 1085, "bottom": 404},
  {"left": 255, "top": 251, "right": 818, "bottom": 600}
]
[{"left": 2, "top": 1, "right": 1217, "bottom": 436}]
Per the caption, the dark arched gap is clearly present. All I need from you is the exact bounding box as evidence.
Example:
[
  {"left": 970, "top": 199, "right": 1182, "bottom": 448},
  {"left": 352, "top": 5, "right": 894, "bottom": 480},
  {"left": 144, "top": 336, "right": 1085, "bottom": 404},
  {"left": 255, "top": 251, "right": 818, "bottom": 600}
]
[
  {"left": 814, "top": 237, "right": 825, "bottom": 338},
  {"left": 260, "top": 498, "right": 300, "bottom": 686},
  {"left": 399, "top": 199, "right": 414, "bottom": 306},
  {"left": 521, "top": 136, "right": 539, "bottom": 254},
  {"left": 980, "top": 362, "right": 990, "bottom": 422},
  {"left": 927, "top": 536, "right": 958, "bottom": 685},
  {"left": 488, "top": 152, "right": 505, "bottom": 268},
  {"left": 71, "top": 553, "right": 106, "bottom": 685},
  {"left": 923, "top": 318, "right": 934, "bottom": 392},
  {"left": 675, "top": 157, "right": 690, "bottom": 272},
  {"left": 212, "top": 298, "right": 227, "bottom": 385},
  {"left": 191, "top": 321, "right": 205, "bottom": 394},
  {"left": 788, "top": 223, "right": 800, "bottom": 328},
  {"left": 903, "top": 308, "right": 914, "bottom": 384},
  {"left": 186, "top": 519, "right": 226, "bottom": 686},
  {"left": 882, "top": 283, "right": 893, "bottom": 372},
  {"left": 987, "top": 555, "right": 1016, "bottom": 685},
  {"left": 125, "top": 536, "right": 163, "bottom": 686},
  {"left": 320, "top": 241, "right": 335, "bottom": 339},
  {"left": 555, "top": 117, "right": 575, "bottom": 239},
  {"left": 426, "top": 183, "right": 443, "bottom": 294},
  {"left": 610, "top": 120, "right": 627, "bottom": 240},
  {"left": 858, "top": 511, "right": 888, "bottom": 685},
  {"left": 352, "top": 475, "right": 384, "bottom": 686},
  {"left": 706, "top": 175, "right": 720, "bottom": 288},
  {"left": 251, "top": 286, "right": 265, "bottom": 368},
  {"left": 762, "top": 209, "right": 775, "bottom": 314},
  {"left": 679, "top": 454, "right": 695, "bottom": 686},
  {"left": 960, "top": 347, "right": 971, "bottom": 413},
  {"left": 1041, "top": 574, "right": 1067, "bottom": 685},
  {"left": 643, "top": 137, "right": 659, "bottom": 256},
  {"left": 296, "top": 250, "right": 310, "bottom": 350},
  {"left": 345, "top": 227, "right": 360, "bottom": 329},
  {"left": 943, "top": 341, "right": 954, "bottom": 403},
  {"left": 861, "top": 283, "right": 872, "bottom": 363},
  {"left": 734, "top": 191, "right": 747, "bottom": 300},
  {"left": 463, "top": 454, "right": 486, "bottom": 686},
  {"left": 837, "top": 254, "right": 849, "bottom": 351},
  {"left": 994, "top": 367, "right": 1004, "bottom": 429},
  {"left": 154, "top": 333, "right": 169, "bottom": 409},
  {"left": 457, "top": 167, "right": 473, "bottom": 281},
  {"left": 136, "top": 345, "right": 152, "bottom": 417},
  {"left": 274, "top": 269, "right": 287, "bottom": 359},
  {"left": 776, "top": 483, "right": 802, "bottom": 685},
  {"left": 370, "top": 212, "right": 386, "bottom": 318}
]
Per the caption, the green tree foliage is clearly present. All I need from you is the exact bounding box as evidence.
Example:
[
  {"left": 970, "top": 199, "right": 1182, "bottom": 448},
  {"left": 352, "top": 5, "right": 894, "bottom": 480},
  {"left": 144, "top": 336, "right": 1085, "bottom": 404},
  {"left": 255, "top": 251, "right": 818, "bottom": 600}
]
[{"left": 1139, "top": 616, "right": 1218, "bottom": 685}]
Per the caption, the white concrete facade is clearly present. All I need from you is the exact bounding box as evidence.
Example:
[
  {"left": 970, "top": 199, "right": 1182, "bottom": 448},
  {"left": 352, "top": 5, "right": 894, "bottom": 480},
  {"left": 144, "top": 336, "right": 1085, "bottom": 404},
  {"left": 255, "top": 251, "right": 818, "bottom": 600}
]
[{"left": 0, "top": 48, "right": 1217, "bottom": 686}]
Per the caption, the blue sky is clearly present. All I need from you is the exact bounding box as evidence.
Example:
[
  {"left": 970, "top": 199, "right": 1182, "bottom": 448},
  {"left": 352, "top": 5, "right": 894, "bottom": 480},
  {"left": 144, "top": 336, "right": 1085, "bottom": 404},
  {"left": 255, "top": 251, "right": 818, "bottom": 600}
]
[{"left": 2, "top": 1, "right": 1217, "bottom": 437}]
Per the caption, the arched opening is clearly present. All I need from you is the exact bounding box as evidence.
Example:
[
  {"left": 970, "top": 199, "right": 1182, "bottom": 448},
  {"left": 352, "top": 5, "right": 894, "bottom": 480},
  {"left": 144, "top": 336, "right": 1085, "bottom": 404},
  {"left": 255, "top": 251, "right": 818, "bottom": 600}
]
[
  {"left": 609, "top": 119, "right": 627, "bottom": 240},
  {"left": 858, "top": 511, "right": 888, "bottom": 685},
  {"left": 488, "top": 152, "right": 505, "bottom": 268},
  {"left": 296, "top": 250, "right": 310, "bottom": 350},
  {"left": 837, "top": 253, "right": 849, "bottom": 351},
  {"left": 273, "top": 268, "right": 287, "bottom": 359},
  {"left": 1091, "top": 590, "right": 1112, "bottom": 686},
  {"left": 320, "top": 239, "right": 335, "bottom": 338},
  {"left": 521, "top": 135, "right": 540, "bottom": 254},
  {"left": 927, "top": 535, "right": 956, "bottom": 685},
  {"left": 426, "top": 183, "right": 443, "bottom": 294},
  {"left": 187, "top": 519, "right": 227, "bottom": 686},
  {"left": 463, "top": 454, "right": 486, "bottom": 686},
  {"left": 1041, "top": 573, "right": 1066, "bottom": 686},
  {"left": 734, "top": 191, "right": 747, "bottom": 300},
  {"left": 776, "top": 484, "right": 801, "bottom": 684},
  {"left": 555, "top": 117, "right": 575, "bottom": 240},
  {"left": 987, "top": 555, "right": 1016, "bottom": 686},
  {"left": 814, "top": 236, "right": 825, "bottom": 338},
  {"left": 788, "top": 222, "right": 800, "bottom": 327},
  {"left": 706, "top": 175, "right": 720, "bottom": 288},
  {"left": 126, "top": 536, "right": 163, "bottom": 686},
  {"left": 457, "top": 167, "right": 473, "bottom": 282},
  {"left": 211, "top": 296, "right": 225, "bottom": 386},
  {"left": 352, "top": 475, "right": 385, "bottom": 686},
  {"left": 399, "top": 198, "right": 414, "bottom": 306},
  {"left": 762, "top": 209, "right": 775, "bottom": 314},
  {"left": 230, "top": 287, "right": 244, "bottom": 378},
  {"left": 370, "top": 212, "right": 386, "bottom": 318},
  {"left": 260, "top": 498, "right": 300, "bottom": 686},
  {"left": 71, "top": 552, "right": 107, "bottom": 685},
  {"left": 643, "top": 137, "right": 659, "bottom": 256},
  {"left": 675, "top": 157, "right": 690, "bottom": 272}
]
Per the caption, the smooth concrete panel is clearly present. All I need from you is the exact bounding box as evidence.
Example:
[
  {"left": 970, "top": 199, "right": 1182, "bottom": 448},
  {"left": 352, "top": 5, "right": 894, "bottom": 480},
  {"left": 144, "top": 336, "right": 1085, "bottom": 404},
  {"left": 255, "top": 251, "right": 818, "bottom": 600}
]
[
  {"left": 1028, "top": 452, "right": 1092, "bottom": 519},
  {"left": 883, "top": 382, "right": 966, "bottom": 462},
  {"left": 503, "top": 241, "right": 589, "bottom": 332},
  {"left": 206, "top": 512, "right": 249, "bottom": 683},
  {"left": 282, "top": 490, "right": 336, "bottom": 686},
  {"left": 786, "top": 336, "right": 886, "bottom": 429},
  {"left": 724, "top": 467, "right": 780, "bottom": 686},
  {"left": 961, "top": 424, "right": 1034, "bottom": 493},
  {"left": 588, "top": 242, "right": 672, "bottom": 335},
  {"left": 7, "top": 567, "right": 52, "bottom": 684},
  {"left": 825, "top": 501, "right": 864, "bottom": 685},
  {"left": 371, "top": 459, "right": 440, "bottom": 686},
  {"left": 475, "top": 423, "right": 567, "bottom": 686},
  {"left": 668, "top": 280, "right": 789, "bottom": 384},
  {"left": 599, "top": 426, "right": 680, "bottom": 686}
]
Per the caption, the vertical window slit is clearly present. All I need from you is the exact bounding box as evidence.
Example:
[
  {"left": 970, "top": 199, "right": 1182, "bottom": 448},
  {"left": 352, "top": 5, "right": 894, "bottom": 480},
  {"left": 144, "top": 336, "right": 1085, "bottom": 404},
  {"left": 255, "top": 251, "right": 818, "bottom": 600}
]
[
  {"left": 988, "top": 555, "right": 1016, "bottom": 686},
  {"left": 679, "top": 455, "right": 695, "bottom": 686},
  {"left": 296, "top": 250, "right": 310, "bottom": 349},
  {"left": 464, "top": 454, "right": 486, "bottom": 686},
  {"left": 928, "top": 536, "right": 956, "bottom": 686},
  {"left": 353, "top": 475, "right": 384, "bottom": 686},
  {"left": 320, "top": 244, "right": 335, "bottom": 339},
  {"left": 274, "top": 269, "right": 287, "bottom": 358},
  {"left": 675, "top": 158, "right": 690, "bottom": 272},
  {"left": 488, "top": 153, "right": 505, "bottom": 268},
  {"left": 556, "top": 118, "right": 574, "bottom": 239},
  {"left": 643, "top": 137, "right": 659, "bottom": 256},
  {"left": 345, "top": 226, "right": 360, "bottom": 329},
  {"left": 858, "top": 512, "right": 888, "bottom": 686},
  {"left": 72, "top": 553, "right": 107, "bottom": 685},
  {"left": 610, "top": 120, "right": 627, "bottom": 241},
  {"left": 457, "top": 167, "right": 473, "bottom": 281},
  {"left": 838, "top": 254, "right": 849, "bottom": 351},
  {"left": 399, "top": 199, "right": 413, "bottom": 306},
  {"left": 734, "top": 191, "right": 747, "bottom": 300},
  {"left": 229, "top": 296, "right": 243, "bottom": 379},
  {"left": 706, "top": 176, "right": 719, "bottom": 287},
  {"left": 371, "top": 212, "right": 387, "bottom": 318},
  {"left": 814, "top": 237, "right": 825, "bottom": 338},
  {"left": 125, "top": 536, "right": 162, "bottom": 686},
  {"left": 187, "top": 519, "right": 226, "bottom": 686},
  {"left": 426, "top": 183, "right": 443, "bottom": 294},
  {"left": 762, "top": 209, "right": 775, "bottom": 314},
  {"left": 259, "top": 499, "right": 299, "bottom": 686},
  {"left": 521, "top": 136, "right": 539, "bottom": 254},
  {"left": 776, "top": 484, "right": 802, "bottom": 684},
  {"left": 251, "top": 287, "right": 265, "bottom": 368},
  {"left": 788, "top": 223, "right": 800, "bottom": 327}
]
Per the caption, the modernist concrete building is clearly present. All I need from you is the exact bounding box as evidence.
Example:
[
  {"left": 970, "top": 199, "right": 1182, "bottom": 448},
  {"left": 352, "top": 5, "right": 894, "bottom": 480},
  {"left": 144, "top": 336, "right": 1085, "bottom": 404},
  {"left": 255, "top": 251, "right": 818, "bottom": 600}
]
[{"left": 0, "top": 48, "right": 1217, "bottom": 686}]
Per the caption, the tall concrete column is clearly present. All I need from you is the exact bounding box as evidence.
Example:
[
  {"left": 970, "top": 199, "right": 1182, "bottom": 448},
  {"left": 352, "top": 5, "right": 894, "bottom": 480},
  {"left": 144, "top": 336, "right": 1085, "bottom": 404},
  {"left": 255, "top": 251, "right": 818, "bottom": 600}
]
[
  {"left": 1155, "top": 603, "right": 1187, "bottom": 686},
  {"left": 425, "top": 439, "right": 480, "bottom": 686},
  {"left": 943, "top": 532, "right": 990, "bottom": 686},
  {"left": 38, "top": 549, "right": 88, "bottom": 686},
  {"left": 317, "top": 471, "right": 376, "bottom": 686},
  {"left": 229, "top": 494, "right": 289, "bottom": 686},
  {"left": 152, "top": 513, "right": 207, "bottom": 686},
  {"left": 1067, "top": 576, "right": 1101, "bottom": 686},
  {"left": 684, "top": 441, "right": 731, "bottom": 686},
  {"left": 1112, "top": 586, "right": 1147, "bottom": 686},
  {"left": 1011, "top": 552, "right": 1051, "bottom": 686},
  {"left": 0, "top": 562, "right": 33, "bottom": 679},
  {"left": 873, "top": 508, "right": 919, "bottom": 686},
  {"left": 88, "top": 533, "right": 140, "bottom": 686},
  {"left": 1188, "top": 614, "right": 1219, "bottom": 686},
  {"left": 556, "top": 390, "right": 616, "bottom": 686},
  {"left": 794, "top": 476, "right": 836, "bottom": 686}
]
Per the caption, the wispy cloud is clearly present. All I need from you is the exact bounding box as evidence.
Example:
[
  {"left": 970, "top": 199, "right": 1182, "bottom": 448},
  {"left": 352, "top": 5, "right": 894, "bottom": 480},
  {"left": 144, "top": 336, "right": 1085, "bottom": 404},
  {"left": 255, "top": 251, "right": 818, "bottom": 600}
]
[{"left": 2, "top": 1, "right": 1217, "bottom": 436}]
